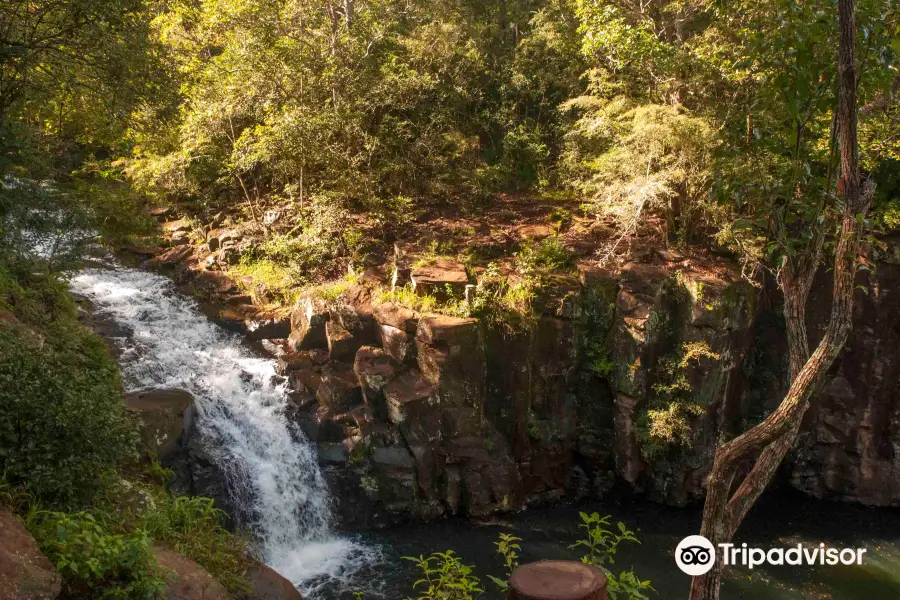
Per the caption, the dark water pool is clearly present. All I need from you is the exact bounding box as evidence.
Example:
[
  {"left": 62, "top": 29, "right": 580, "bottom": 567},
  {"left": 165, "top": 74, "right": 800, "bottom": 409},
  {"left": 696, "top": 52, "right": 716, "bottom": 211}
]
[{"left": 345, "top": 491, "right": 900, "bottom": 599}]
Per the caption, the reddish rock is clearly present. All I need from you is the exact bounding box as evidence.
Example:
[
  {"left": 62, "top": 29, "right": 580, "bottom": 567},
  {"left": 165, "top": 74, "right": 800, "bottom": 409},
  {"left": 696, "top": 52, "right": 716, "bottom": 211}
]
[
  {"left": 288, "top": 367, "right": 322, "bottom": 395},
  {"left": 410, "top": 259, "right": 469, "bottom": 298},
  {"left": 245, "top": 314, "right": 291, "bottom": 341},
  {"left": 384, "top": 370, "right": 441, "bottom": 443},
  {"left": 275, "top": 352, "right": 316, "bottom": 376},
  {"left": 316, "top": 363, "right": 362, "bottom": 413},
  {"left": 332, "top": 302, "right": 376, "bottom": 347},
  {"left": 415, "top": 316, "right": 483, "bottom": 409},
  {"left": 354, "top": 346, "right": 398, "bottom": 418},
  {"left": 150, "top": 245, "right": 192, "bottom": 267},
  {"left": 372, "top": 302, "right": 418, "bottom": 333},
  {"left": 162, "top": 219, "right": 192, "bottom": 233},
  {"left": 0, "top": 509, "right": 61, "bottom": 600},
  {"left": 790, "top": 251, "right": 900, "bottom": 506},
  {"left": 125, "top": 389, "right": 195, "bottom": 463},
  {"left": 289, "top": 296, "right": 329, "bottom": 350},
  {"left": 245, "top": 563, "right": 303, "bottom": 600},
  {"left": 149, "top": 206, "right": 175, "bottom": 220},
  {"left": 509, "top": 561, "right": 606, "bottom": 600},
  {"left": 415, "top": 316, "right": 478, "bottom": 346},
  {"left": 517, "top": 224, "right": 554, "bottom": 240},
  {"left": 0, "top": 312, "right": 20, "bottom": 327},
  {"left": 377, "top": 323, "right": 414, "bottom": 363},
  {"left": 326, "top": 321, "right": 356, "bottom": 362},
  {"left": 531, "top": 275, "right": 582, "bottom": 319},
  {"left": 154, "top": 546, "right": 231, "bottom": 600}
]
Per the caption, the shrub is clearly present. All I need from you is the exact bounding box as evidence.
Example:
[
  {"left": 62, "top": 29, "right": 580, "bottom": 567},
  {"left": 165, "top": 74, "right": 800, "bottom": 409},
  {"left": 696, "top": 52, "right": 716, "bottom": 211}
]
[
  {"left": 571, "top": 512, "right": 654, "bottom": 600},
  {"left": 403, "top": 550, "right": 483, "bottom": 600},
  {"left": 0, "top": 321, "right": 137, "bottom": 507},
  {"left": 516, "top": 237, "right": 576, "bottom": 274},
  {"left": 28, "top": 511, "right": 163, "bottom": 600}
]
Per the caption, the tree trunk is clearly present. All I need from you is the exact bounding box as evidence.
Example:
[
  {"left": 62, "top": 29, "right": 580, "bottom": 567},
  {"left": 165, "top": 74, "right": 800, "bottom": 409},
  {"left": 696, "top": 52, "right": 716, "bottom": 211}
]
[{"left": 688, "top": 1, "right": 871, "bottom": 598}]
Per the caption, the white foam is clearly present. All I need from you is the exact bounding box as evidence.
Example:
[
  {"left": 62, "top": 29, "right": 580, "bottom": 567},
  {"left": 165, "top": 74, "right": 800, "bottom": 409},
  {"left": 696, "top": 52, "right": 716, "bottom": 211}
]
[{"left": 71, "top": 263, "right": 380, "bottom": 597}]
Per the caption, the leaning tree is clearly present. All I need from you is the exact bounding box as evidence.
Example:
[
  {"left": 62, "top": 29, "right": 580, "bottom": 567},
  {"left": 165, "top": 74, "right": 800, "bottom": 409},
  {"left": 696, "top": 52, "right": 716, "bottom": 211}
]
[{"left": 689, "top": 0, "right": 877, "bottom": 597}]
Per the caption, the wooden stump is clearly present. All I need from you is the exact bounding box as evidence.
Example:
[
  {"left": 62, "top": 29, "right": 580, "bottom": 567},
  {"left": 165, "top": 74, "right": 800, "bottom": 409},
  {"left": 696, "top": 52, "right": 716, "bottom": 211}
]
[{"left": 508, "top": 560, "right": 607, "bottom": 600}]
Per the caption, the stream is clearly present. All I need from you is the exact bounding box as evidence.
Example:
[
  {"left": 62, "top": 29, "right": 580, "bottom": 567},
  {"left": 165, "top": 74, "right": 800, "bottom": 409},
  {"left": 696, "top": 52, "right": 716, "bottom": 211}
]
[{"left": 71, "top": 260, "right": 900, "bottom": 600}]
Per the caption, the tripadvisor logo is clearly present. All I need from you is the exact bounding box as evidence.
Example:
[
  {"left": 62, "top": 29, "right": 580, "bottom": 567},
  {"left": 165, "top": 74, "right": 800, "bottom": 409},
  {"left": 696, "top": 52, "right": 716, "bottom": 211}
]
[{"left": 675, "top": 535, "right": 868, "bottom": 576}]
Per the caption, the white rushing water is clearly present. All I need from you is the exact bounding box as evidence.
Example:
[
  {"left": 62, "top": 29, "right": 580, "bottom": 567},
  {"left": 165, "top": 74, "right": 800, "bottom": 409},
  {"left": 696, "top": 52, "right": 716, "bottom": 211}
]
[{"left": 71, "top": 262, "right": 379, "bottom": 598}]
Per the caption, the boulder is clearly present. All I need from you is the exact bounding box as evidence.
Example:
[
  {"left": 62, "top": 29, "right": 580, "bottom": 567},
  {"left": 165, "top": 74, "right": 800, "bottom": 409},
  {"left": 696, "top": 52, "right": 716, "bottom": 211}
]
[
  {"left": 245, "top": 563, "right": 303, "bottom": 600},
  {"left": 410, "top": 259, "right": 469, "bottom": 299},
  {"left": 384, "top": 370, "right": 441, "bottom": 443},
  {"left": 377, "top": 324, "right": 415, "bottom": 363},
  {"left": 508, "top": 561, "right": 606, "bottom": 600},
  {"left": 0, "top": 509, "right": 61, "bottom": 600},
  {"left": 125, "top": 388, "right": 196, "bottom": 464},
  {"left": 154, "top": 546, "right": 231, "bottom": 600},
  {"left": 149, "top": 206, "right": 175, "bottom": 220},
  {"left": 246, "top": 314, "right": 291, "bottom": 341},
  {"left": 354, "top": 346, "right": 398, "bottom": 418},
  {"left": 325, "top": 321, "right": 356, "bottom": 362},
  {"left": 288, "top": 296, "right": 329, "bottom": 350},
  {"left": 288, "top": 368, "right": 323, "bottom": 395},
  {"left": 372, "top": 302, "right": 418, "bottom": 333},
  {"left": 415, "top": 315, "right": 478, "bottom": 346},
  {"left": 332, "top": 302, "right": 376, "bottom": 347},
  {"left": 275, "top": 352, "right": 316, "bottom": 376},
  {"left": 316, "top": 363, "right": 362, "bottom": 413},
  {"left": 180, "top": 433, "right": 235, "bottom": 525},
  {"left": 149, "top": 245, "right": 192, "bottom": 267}
]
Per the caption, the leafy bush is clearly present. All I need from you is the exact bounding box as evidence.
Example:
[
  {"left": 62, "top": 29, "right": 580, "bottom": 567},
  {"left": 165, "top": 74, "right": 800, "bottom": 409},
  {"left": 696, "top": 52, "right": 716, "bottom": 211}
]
[
  {"left": 29, "top": 511, "right": 163, "bottom": 600},
  {"left": 486, "top": 533, "right": 521, "bottom": 592},
  {"left": 403, "top": 550, "right": 483, "bottom": 600},
  {"left": 572, "top": 512, "right": 654, "bottom": 600},
  {"left": 0, "top": 320, "right": 137, "bottom": 507},
  {"left": 562, "top": 98, "right": 720, "bottom": 245}
]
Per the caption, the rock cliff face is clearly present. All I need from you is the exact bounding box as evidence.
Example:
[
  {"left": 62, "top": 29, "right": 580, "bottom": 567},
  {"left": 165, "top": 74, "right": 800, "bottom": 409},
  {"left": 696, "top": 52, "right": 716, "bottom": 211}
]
[
  {"left": 136, "top": 218, "right": 900, "bottom": 524},
  {"left": 789, "top": 235, "right": 900, "bottom": 506},
  {"left": 263, "top": 253, "right": 760, "bottom": 525}
]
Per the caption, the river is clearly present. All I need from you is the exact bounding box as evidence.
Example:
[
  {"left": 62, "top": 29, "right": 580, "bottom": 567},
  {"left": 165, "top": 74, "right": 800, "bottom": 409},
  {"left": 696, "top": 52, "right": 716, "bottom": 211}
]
[{"left": 71, "top": 260, "right": 900, "bottom": 600}]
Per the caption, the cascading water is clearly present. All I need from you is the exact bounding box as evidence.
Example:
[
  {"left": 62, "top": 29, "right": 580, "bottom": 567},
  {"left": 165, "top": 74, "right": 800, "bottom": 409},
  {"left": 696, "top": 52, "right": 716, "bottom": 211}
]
[{"left": 71, "top": 262, "right": 381, "bottom": 598}]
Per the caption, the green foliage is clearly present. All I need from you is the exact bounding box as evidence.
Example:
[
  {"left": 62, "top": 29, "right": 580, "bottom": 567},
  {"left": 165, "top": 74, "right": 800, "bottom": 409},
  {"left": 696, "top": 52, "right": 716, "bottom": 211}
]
[
  {"left": 571, "top": 512, "right": 654, "bottom": 600},
  {"left": 0, "top": 316, "right": 137, "bottom": 507},
  {"left": 28, "top": 511, "right": 164, "bottom": 599},
  {"left": 137, "top": 495, "right": 250, "bottom": 593},
  {"left": 516, "top": 237, "right": 576, "bottom": 274},
  {"left": 230, "top": 258, "right": 302, "bottom": 305},
  {"left": 468, "top": 262, "right": 538, "bottom": 330},
  {"left": 402, "top": 514, "right": 651, "bottom": 600},
  {"left": 562, "top": 98, "right": 720, "bottom": 244},
  {"left": 0, "top": 0, "right": 170, "bottom": 177},
  {"left": 486, "top": 533, "right": 521, "bottom": 592},
  {"left": 637, "top": 341, "right": 720, "bottom": 459},
  {"left": 403, "top": 550, "right": 483, "bottom": 600},
  {"left": 376, "top": 284, "right": 441, "bottom": 315}
]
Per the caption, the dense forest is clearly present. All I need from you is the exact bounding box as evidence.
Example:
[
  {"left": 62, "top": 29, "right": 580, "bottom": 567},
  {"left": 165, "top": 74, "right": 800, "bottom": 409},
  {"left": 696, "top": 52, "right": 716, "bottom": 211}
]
[{"left": 1, "top": 0, "right": 899, "bottom": 599}]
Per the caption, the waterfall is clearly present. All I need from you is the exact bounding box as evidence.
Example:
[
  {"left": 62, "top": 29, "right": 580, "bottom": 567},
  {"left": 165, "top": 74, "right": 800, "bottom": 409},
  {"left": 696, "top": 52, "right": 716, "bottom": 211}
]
[{"left": 71, "top": 262, "right": 379, "bottom": 597}]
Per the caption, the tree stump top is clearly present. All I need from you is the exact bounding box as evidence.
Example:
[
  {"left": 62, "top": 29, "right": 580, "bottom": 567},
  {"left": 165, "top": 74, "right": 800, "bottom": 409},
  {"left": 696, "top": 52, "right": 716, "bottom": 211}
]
[{"left": 508, "top": 560, "right": 607, "bottom": 600}]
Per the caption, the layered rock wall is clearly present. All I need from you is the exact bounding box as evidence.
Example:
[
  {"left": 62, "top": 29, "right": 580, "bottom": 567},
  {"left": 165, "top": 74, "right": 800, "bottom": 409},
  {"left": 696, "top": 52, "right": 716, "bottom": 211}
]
[{"left": 137, "top": 222, "right": 900, "bottom": 525}]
